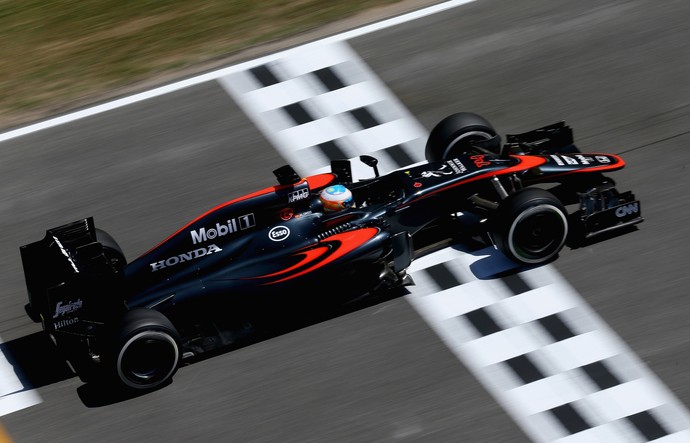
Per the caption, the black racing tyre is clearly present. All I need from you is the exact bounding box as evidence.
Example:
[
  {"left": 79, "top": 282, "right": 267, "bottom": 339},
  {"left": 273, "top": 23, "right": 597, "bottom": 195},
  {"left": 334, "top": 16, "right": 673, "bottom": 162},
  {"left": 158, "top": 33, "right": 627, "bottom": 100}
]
[
  {"left": 491, "top": 188, "right": 568, "bottom": 266},
  {"left": 425, "top": 112, "right": 499, "bottom": 162},
  {"left": 107, "top": 308, "right": 180, "bottom": 390}
]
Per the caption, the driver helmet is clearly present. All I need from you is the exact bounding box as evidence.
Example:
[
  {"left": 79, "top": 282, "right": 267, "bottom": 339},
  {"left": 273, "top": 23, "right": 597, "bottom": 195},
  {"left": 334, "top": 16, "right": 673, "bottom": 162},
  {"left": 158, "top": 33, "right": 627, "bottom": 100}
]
[{"left": 319, "top": 185, "right": 354, "bottom": 212}]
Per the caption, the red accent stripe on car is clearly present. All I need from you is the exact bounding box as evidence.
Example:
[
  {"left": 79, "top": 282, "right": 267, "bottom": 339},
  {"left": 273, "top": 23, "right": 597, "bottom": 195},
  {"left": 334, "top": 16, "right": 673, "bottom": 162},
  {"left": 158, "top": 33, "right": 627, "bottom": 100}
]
[
  {"left": 404, "top": 155, "right": 547, "bottom": 206},
  {"left": 255, "top": 246, "right": 331, "bottom": 278},
  {"left": 141, "top": 173, "right": 335, "bottom": 256},
  {"left": 266, "top": 227, "right": 379, "bottom": 284},
  {"left": 306, "top": 173, "right": 336, "bottom": 190}
]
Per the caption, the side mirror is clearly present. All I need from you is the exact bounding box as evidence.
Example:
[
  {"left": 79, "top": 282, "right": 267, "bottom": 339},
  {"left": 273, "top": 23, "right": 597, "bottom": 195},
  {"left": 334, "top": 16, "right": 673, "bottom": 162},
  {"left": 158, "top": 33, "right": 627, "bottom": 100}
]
[{"left": 359, "top": 155, "right": 380, "bottom": 178}]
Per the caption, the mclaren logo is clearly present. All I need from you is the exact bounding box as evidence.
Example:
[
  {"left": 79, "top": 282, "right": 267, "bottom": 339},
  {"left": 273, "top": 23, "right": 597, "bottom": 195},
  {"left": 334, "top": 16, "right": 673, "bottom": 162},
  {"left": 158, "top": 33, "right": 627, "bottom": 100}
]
[{"left": 150, "top": 244, "right": 222, "bottom": 272}]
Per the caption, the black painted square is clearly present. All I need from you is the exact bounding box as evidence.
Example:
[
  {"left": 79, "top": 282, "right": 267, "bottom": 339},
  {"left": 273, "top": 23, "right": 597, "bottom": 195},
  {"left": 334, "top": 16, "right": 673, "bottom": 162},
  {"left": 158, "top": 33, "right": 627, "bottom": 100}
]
[
  {"left": 626, "top": 411, "right": 668, "bottom": 441},
  {"left": 549, "top": 403, "right": 591, "bottom": 434},
  {"left": 383, "top": 145, "right": 415, "bottom": 168},
  {"left": 581, "top": 361, "right": 621, "bottom": 390},
  {"left": 250, "top": 65, "right": 280, "bottom": 87},
  {"left": 284, "top": 102, "right": 314, "bottom": 125},
  {"left": 425, "top": 263, "right": 461, "bottom": 291},
  {"left": 537, "top": 314, "right": 576, "bottom": 342},
  {"left": 313, "top": 67, "right": 346, "bottom": 91},
  {"left": 464, "top": 308, "right": 501, "bottom": 336},
  {"left": 317, "top": 140, "right": 348, "bottom": 162},
  {"left": 349, "top": 107, "right": 379, "bottom": 129},
  {"left": 505, "top": 354, "right": 545, "bottom": 384},
  {"left": 501, "top": 273, "right": 531, "bottom": 295}
]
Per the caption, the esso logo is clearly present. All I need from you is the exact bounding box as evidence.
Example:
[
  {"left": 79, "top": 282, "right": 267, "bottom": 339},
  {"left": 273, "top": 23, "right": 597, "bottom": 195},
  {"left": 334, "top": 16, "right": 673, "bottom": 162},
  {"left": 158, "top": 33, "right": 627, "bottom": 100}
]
[{"left": 269, "top": 226, "right": 290, "bottom": 241}]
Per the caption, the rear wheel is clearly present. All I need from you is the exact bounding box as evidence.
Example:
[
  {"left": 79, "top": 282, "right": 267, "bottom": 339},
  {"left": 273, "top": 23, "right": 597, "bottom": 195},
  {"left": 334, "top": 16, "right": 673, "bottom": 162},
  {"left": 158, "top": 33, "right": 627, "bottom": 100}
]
[
  {"left": 106, "top": 308, "right": 180, "bottom": 390},
  {"left": 491, "top": 188, "right": 568, "bottom": 266},
  {"left": 425, "top": 112, "right": 500, "bottom": 161}
]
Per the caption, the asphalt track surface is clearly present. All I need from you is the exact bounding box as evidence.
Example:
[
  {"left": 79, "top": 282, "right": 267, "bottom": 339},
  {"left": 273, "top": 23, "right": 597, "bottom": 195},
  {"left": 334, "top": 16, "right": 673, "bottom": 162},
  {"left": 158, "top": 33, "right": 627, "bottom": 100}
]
[{"left": 1, "top": 0, "right": 689, "bottom": 441}]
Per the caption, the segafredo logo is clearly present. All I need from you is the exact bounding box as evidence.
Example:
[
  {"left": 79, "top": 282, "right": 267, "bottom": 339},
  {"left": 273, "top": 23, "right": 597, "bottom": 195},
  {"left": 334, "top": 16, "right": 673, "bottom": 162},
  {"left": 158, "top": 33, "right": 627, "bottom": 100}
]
[
  {"left": 53, "top": 299, "right": 83, "bottom": 319},
  {"left": 269, "top": 226, "right": 290, "bottom": 241},
  {"left": 150, "top": 244, "right": 222, "bottom": 272}
]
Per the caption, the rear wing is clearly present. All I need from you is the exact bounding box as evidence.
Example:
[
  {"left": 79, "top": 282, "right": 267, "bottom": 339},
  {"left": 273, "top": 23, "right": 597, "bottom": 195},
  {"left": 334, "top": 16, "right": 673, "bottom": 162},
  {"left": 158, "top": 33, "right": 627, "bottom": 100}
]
[{"left": 20, "top": 217, "right": 121, "bottom": 332}]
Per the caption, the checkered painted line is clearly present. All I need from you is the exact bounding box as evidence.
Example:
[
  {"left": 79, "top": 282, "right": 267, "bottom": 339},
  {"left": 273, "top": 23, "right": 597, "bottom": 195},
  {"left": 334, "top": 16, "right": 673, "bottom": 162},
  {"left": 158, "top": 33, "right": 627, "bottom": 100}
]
[
  {"left": 220, "top": 36, "right": 690, "bottom": 442},
  {"left": 0, "top": 0, "right": 481, "bottom": 423},
  {"left": 406, "top": 247, "right": 690, "bottom": 442},
  {"left": 218, "top": 40, "right": 427, "bottom": 179}
]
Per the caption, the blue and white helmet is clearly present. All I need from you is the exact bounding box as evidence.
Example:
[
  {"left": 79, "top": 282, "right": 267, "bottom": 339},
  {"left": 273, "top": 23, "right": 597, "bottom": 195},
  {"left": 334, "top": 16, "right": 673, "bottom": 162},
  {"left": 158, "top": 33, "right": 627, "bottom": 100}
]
[{"left": 319, "top": 185, "right": 354, "bottom": 212}]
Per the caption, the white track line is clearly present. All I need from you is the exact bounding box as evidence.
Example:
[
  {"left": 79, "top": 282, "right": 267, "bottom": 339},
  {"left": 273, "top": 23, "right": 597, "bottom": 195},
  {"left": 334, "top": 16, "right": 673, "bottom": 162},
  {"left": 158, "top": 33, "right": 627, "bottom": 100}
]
[
  {"left": 0, "top": 0, "right": 476, "bottom": 418},
  {"left": 0, "top": 0, "right": 476, "bottom": 144},
  {"left": 4, "top": 1, "right": 689, "bottom": 441}
]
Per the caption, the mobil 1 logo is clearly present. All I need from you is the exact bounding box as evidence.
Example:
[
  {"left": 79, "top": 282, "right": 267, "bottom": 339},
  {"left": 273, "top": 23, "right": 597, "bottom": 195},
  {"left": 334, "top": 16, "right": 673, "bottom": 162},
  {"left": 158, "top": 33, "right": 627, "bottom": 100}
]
[{"left": 191, "top": 213, "right": 256, "bottom": 245}]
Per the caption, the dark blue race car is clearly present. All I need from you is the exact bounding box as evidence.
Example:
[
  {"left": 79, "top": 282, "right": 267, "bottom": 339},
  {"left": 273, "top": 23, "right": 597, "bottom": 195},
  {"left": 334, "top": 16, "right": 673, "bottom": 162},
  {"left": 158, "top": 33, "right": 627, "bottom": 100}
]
[{"left": 21, "top": 113, "right": 642, "bottom": 391}]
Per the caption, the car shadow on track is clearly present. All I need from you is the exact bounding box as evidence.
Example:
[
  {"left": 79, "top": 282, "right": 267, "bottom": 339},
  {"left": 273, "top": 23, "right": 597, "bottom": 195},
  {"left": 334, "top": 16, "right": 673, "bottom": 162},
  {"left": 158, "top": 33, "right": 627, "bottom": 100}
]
[
  {"left": 74, "top": 284, "right": 408, "bottom": 407},
  {"left": 0, "top": 282, "right": 409, "bottom": 408},
  {"left": 0, "top": 331, "right": 75, "bottom": 389},
  {"left": 566, "top": 224, "right": 640, "bottom": 249},
  {"left": 76, "top": 377, "right": 173, "bottom": 407}
]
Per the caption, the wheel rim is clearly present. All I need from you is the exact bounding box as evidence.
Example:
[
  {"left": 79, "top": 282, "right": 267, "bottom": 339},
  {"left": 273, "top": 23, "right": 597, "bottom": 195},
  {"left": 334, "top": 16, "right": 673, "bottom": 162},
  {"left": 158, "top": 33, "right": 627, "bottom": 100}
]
[
  {"left": 508, "top": 204, "right": 567, "bottom": 264},
  {"left": 117, "top": 330, "right": 179, "bottom": 389}
]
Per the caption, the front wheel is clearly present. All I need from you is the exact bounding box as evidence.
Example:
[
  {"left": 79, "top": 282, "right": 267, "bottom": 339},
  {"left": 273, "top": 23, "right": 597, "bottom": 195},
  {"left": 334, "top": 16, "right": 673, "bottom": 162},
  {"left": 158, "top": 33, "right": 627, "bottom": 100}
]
[
  {"left": 491, "top": 188, "right": 568, "bottom": 266},
  {"left": 425, "top": 112, "right": 500, "bottom": 162},
  {"left": 106, "top": 308, "right": 181, "bottom": 390}
]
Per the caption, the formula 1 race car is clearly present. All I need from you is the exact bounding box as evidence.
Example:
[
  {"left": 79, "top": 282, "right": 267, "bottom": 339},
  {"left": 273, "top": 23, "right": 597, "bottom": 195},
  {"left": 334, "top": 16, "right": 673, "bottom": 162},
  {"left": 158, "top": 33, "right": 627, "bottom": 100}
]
[{"left": 21, "top": 112, "right": 642, "bottom": 391}]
